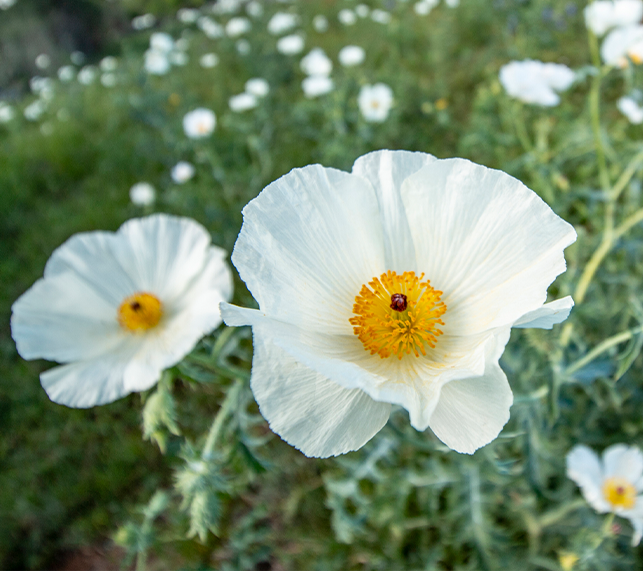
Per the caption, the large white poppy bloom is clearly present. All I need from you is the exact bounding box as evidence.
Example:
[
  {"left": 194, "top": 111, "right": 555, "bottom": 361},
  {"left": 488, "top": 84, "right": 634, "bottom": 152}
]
[
  {"left": 601, "top": 25, "right": 643, "bottom": 66},
  {"left": 584, "top": 0, "right": 643, "bottom": 36},
  {"left": 221, "top": 150, "right": 576, "bottom": 457},
  {"left": 567, "top": 444, "right": 643, "bottom": 545},
  {"left": 499, "top": 60, "right": 575, "bottom": 107},
  {"left": 12, "top": 214, "right": 233, "bottom": 408}
]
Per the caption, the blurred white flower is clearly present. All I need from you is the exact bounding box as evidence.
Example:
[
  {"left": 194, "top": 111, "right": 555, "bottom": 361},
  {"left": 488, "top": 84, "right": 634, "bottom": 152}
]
[
  {"left": 70, "top": 51, "right": 85, "bottom": 66},
  {"left": 499, "top": 60, "right": 575, "bottom": 106},
  {"left": 200, "top": 53, "right": 220, "bottom": 68},
  {"left": 150, "top": 32, "right": 175, "bottom": 53},
  {"left": 302, "top": 75, "right": 334, "bottom": 98},
  {"left": 338, "top": 9, "right": 357, "bottom": 25},
  {"left": 236, "top": 39, "right": 251, "bottom": 55},
  {"left": 356, "top": 4, "right": 370, "bottom": 17},
  {"left": 183, "top": 108, "right": 216, "bottom": 138},
  {"left": 221, "top": 150, "right": 576, "bottom": 457},
  {"left": 618, "top": 96, "right": 643, "bottom": 123},
  {"left": 245, "top": 77, "right": 270, "bottom": 97},
  {"left": 78, "top": 66, "right": 98, "bottom": 85},
  {"left": 268, "top": 12, "right": 299, "bottom": 35},
  {"left": 11, "top": 214, "right": 233, "bottom": 408},
  {"left": 226, "top": 17, "right": 251, "bottom": 37},
  {"left": 339, "top": 45, "right": 365, "bottom": 67},
  {"left": 0, "top": 103, "right": 15, "bottom": 123},
  {"left": 313, "top": 14, "right": 329, "bottom": 32},
  {"left": 58, "top": 65, "right": 76, "bottom": 82},
  {"left": 35, "top": 54, "right": 51, "bottom": 70},
  {"left": 177, "top": 8, "right": 200, "bottom": 23},
  {"left": 601, "top": 25, "right": 643, "bottom": 66},
  {"left": 414, "top": 1, "right": 435, "bottom": 15},
  {"left": 371, "top": 9, "right": 392, "bottom": 24},
  {"left": 100, "top": 56, "right": 118, "bottom": 72},
  {"left": 246, "top": 1, "right": 263, "bottom": 17},
  {"left": 277, "top": 34, "right": 305, "bottom": 55},
  {"left": 198, "top": 16, "right": 224, "bottom": 38},
  {"left": 101, "top": 73, "right": 117, "bottom": 88},
  {"left": 175, "top": 38, "right": 190, "bottom": 51},
  {"left": 445, "top": 0, "right": 460, "bottom": 7},
  {"left": 57, "top": 108, "right": 70, "bottom": 122},
  {"left": 300, "top": 48, "right": 332, "bottom": 76},
  {"left": 30, "top": 76, "right": 54, "bottom": 96},
  {"left": 132, "top": 13, "right": 156, "bottom": 30},
  {"left": 358, "top": 83, "right": 394, "bottom": 122},
  {"left": 171, "top": 161, "right": 196, "bottom": 184},
  {"left": 130, "top": 182, "right": 156, "bottom": 206},
  {"left": 567, "top": 445, "right": 643, "bottom": 545},
  {"left": 584, "top": 0, "right": 643, "bottom": 36},
  {"left": 169, "top": 51, "right": 188, "bottom": 66},
  {"left": 212, "top": 0, "right": 242, "bottom": 15},
  {"left": 40, "top": 122, "right": 54, "bottom": 136},
  {"left": 0, "top": 0, "right": 17, "bottom": 10},
  {"left": 145, "top": 50, "right": 171, "bottom": 75},
  {"left": 229, "top": 92, "right": 258, "bottom": 112}
]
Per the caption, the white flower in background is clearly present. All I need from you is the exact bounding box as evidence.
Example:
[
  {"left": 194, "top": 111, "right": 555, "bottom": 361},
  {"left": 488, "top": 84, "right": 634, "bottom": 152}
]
[
  {"left": 0, "top": 0, "right": 17, "bottom": 10},
  {"left": 356, "top": 4, "right": 371, "bottom": 18},
  {"left": 183, "top": 108, "right": 216, "bottom": 139},
  {"left": 584, "top": 0, "right": 643, "bottom": 36},
  {"left": 221, "top": 150, "right": 576, "bottom": 457},
  {"left": 212, "top": 0, "right": 242, "bottom": 15},
  {"left": 177, "top": 8, "right": 200, "bottom": 24},
  {"left": 300, "top": 48, "right": 332, "bottom": 76},
  {"left": 339, "top": 45, "right": 366, "bottom": 67},
  {"left": 302, "top": 75, "right": 334, "bottom": 98},
  {"left": 268, "top": 12, "right": 299, "bottom": 35},
  {"left": 150, "top": 32, "right": 174, "bottom": 53},
  {"left": 24, "top": 100, "right": 46, "bottom": 121},
  {"left": 58, "top": 65, "right": 76, "bottom": 82},
  {"left": 35, "top": 54, "right": 51, "bottom": 70},
  {"left": 169, "top": 51, "right": 188, "bottom": 66},
  {"left": 618, "top": 96, "right": 643, "bottom": 123},
  {"left": 338, "top": 9, "right": 357, "bottom": 25},
  {"left": 226, "top": 17, "right": 251, "bottom": 37},
  {"left": 414, "top": 1, "right": 435, "bottom": 15},
  {"left": 70, "top": 51, "right": 85, "bottom": 66},
  {"left": 40, "top": 122, "right": 54, "bottom": 137},
  {"left": 445, "top": 0, "right": 460, "bottom": 7},
  {"left": 198, "top": 17, "right": 224, "bottom": 38},
  {"left": 132, "top": 13, "right": 156, "bottom": 31},
  {"left": 77, "top": 65, "right": 97, "bottom": 85},
  {"left": 245, "top": 78, "right": 270, "bottom": 97},
  {"left": 11, "top": 214, "right": 233, "bottom": 408},
  {"left": 277, "top": 34, "right": 305, "bottom": 55},
  {"left": 358, "top": 83, "right": 394, "bottom": 122},
  {"left": 246, "top": 1, "right": 263, "bottom": 17},
  {"left": 499, "top": 60, "right": 575, "bottom": 106},
  {"left": 567, "top": 445, "right": 643, "bottom": 545},
  {"left": 100, "top": 56, "right": 118, "bottom": 72},
  {"left": 0, "top": 103, "right": 15, "bottom": 123},
  {"left": 101, "top": 73, "right": 117, "bottom": 88},
  {"left": 57, "top": 108, "right": 70, "bottom": 122},
  {"left": 313, "top": 15, "right": 329, "bottom": 32},
  {"left": 129, "top": 182, "right": 156, "bottom": 206},
  {"left": 171, "top": 161, "right": 196, "bottom": 184},
  {"left": 30, "top": 76, "right": 54, "bottom": 96},
  {"left": 236, "top": 39, "right": 251, "bottom": 55},
  {"left": 371, "top": 9, "right": 392, "bottom": 24},
  {"left": 229, "top": 92, "right": 258, "bottom": 112},
  {"left": 601, "top": 25, "right": 643, "bottom": 66},
  {"left": 175, "top": 38, "right": 190, "bottom": 51},
  {"left": 200, "top": 53, "right": 220, "bottom": 68},
  {"left": 145, "top": 50, "right": 171, "bottom": 75}
]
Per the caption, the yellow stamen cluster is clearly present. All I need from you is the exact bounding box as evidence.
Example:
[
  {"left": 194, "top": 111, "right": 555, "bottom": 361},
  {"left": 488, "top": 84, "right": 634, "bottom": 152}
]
[
  {"left": 602, "top": 477, "right": 636, "bottom": 509},
  {"left": 117, "top": 292, "right": 163, "bottom": 333},
  {"left": 349, "top": 270, "right": 446, "bottom": 359}
]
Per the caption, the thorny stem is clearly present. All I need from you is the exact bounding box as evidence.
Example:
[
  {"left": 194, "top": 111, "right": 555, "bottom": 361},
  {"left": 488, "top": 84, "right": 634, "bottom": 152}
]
[{"left": 202, "top": 377, "right": 244, "bottom": 460}]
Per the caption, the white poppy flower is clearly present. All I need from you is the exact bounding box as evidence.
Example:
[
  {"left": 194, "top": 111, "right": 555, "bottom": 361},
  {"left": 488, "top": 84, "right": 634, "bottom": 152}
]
[
  {"left": 601, "top": 25, "right": 643, "bottom": 66},
  {"left": 584, "top": 0, "right": 643, "bottom": 36},
  {"left": 100, "top": 56, "right": 118, "bottom": 72},
  {"left": 171, "top": 161, "right": 196, "bottom": 184},
  {"left": 567, "top": 444, "right": 643, "bottom": 545},
  {"left": 24, "top": 100, "right": 46, "bottom": 121},
  {"left": 301, "top": 75, "right": 334, "bottom": 98},
  {"left": 246, "top": 2, "right": 263, "bottom": 18},
  {"left": 229, "top": 92, "right": 258, "bottom": 112},
  {"left": 183, "top": 108, "right": 216, "bottom": 139},
  {"left": 445, "top": 0, "right": 460, "bottom": 7},
  {"left": 77, "top": 66, "right": 97, "bottom": 85},
  {"left": 170, "top": 51, "right": 188, "bottom": 66},
  {"left": 277, "top": 34, "right": 305, "bottom": 55},
  {"left": 300, "top": 48, "right": 332, "bottom": 76},
  {"left": 101, "top": 73, "right": 117, "bottom": 88},
  {"left": 313, "top": 15, "right": 329, "bottom": 32},
  {"left": 356, "top": 4, "right": 370, "bottom": 18},
  {"left": 35, "top": 54, "right": 51, "bottom": 70},
  {"left": 358, "top": 83, "right": 394, "bottom": 122},
  {"left": 371, "top": 9, "right": 392, "bottom": 24},
  {"left": 0, "top": 103, "right": 15, "bottom": 123},
  {"left": 200, "top": 53, "right": 220, "bottom": 68},
  {"left": 145, "top": 50, "right": 171, "bottom": 75},
  {"left": 70, "top": 51, "right": 85, "bottom": 66},
  {"left": 129, "top": 182, "right": 156, "bottom": 206},
  {"left": 245, "top": 78, "right": 270, "bottom": 98},
  {"left": 221, "top": 150, "right": 576, "bottom": 457},
  {"left": 198, "top": 17, "right": 224, "bottom": 38},
  {"left": 618, "top": 95, "right": 643, "bottom": 123},
  {"left": 150, "top": 32, "right": 175, "bottom": 53},
  {"left": 225, "top": 17, "right": 251, "bottom": 37},
  {"left": 58, "top": 65, "right": 75, "bottom": 82},
  {"left": 267, "top": 12, "right": 299, "bottom": 35},
  {"left": 0, "top": 0, "right": 17, "bottom": 9},
  {"left": 499, "top": 60, "right": 575, "bottom": 106},
  {"left": 11, "top": 215, "right": 233, "bottom": 408},
  {"left": 132, "top": 13, "right": 156, "bottom": 30},
  {"left": 339, "top": 45, "right": 366, "bottom": 67},
  {"left": 338, "top": 9, "right": 357, "bottom": 25},
  {"left": 177, "top": 8, "right": 200, "bottom": 24},
  {"left": 212, "top": 0, "right": 242, "bottom": 15}
]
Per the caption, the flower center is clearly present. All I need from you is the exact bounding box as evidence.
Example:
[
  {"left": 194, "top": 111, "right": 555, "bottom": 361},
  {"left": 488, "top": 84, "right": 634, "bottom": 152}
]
[
  {"left": 349, "top": 270, "right": 446, "bottom": 359},
  {"left": 117, "top": 292, "right": 163, "bottom": 333},
  {"left": 602, "top": 477, "right": 636, "bottom": 509}
]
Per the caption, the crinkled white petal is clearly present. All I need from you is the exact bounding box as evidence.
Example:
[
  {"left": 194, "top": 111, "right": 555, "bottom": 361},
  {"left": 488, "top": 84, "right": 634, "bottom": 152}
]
[
  {"left": 513, "top": 296, "right": 574, "bottom": 329},
  {"left": 351, "top": 150, "right": 436, "bottom": 271},
  {"left": 603, "top": 444, "right": 643, "bottom": 482},
  {"left": 601, "top": 25, "right": 643, "bottom": 66},
  {"left": 566, "top": 445, "right": 610, "bottom": 513},
  {"left": 249, "top": 331, "right": 391, "bottom": 457},
  {"left": 401, "top": 159, "right": 577, "bottom": 336}
]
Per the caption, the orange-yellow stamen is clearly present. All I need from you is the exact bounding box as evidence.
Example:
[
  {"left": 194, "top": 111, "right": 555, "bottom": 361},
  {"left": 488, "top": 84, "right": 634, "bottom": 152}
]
[
  {"left": 349, "top": 270, "right": 446, "bottom": 359},
  {"left": 117, "top": 292, "right": 163, "bottom": 333},
  {"left": 602, "top": 477, "right": 636, "bottom": 509}
]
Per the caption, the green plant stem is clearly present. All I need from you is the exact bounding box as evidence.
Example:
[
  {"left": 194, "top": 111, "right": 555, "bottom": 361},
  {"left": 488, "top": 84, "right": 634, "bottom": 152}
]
[{"left": 202, "top": 378, "right": 244, "bottom": 459}]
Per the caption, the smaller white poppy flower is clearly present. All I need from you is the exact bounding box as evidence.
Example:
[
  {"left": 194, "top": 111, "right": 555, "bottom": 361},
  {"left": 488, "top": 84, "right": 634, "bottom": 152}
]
[
  {"left": 100, "top": 56, "right": 118, "bottom": 72},
  {"left": 313, "top": 15, "right": 329, "bottom": 32},
  {"left": 277, "top": 34, "right": 305, "bottom": 55},
  {"left": 567, "top": 444, "right": 643, "bottom": 546},
  {"left": 200, "top": 53, "right": 220, "bottom": 68},
  {"left": 229, "top": 92, "right": 258, "bottom": 112},
  {"left": 171, "top": 161, "right": 196, "bottom": 184},
  {"left": 183, "top": 108, "right": 216, "bottom": 139},
  {"left": 371, "top": 9, "right": 392, "bottom": 24},
  {"left": 617, "top": 96, "right": 643, "bottom": 123},
  {"left": 170, "top": 51, "right": 188, "bottom": 66},
  {"left": 150, "top": 32, "right": 175, "bottom": 53},
  {"left": 132, "top": 13, "right": 156, "bottom": 30},
  {"left": 358, "top": 83, "right": 394, "bottom": 122},
  {"left": 414, "top": 2, "right": 434, "bottom": 16},
  {"left": 77, "top": 66, "right": 97, "bottom": 85},
  {"left": 267, "top": 12, "right": 299, "bottom": 35},
  {"left": 212, "top": 0, "right": 242, "bottom": 15},
  {"left": 338, "top": 9, "right": 357, "bottom": 25},
  {"left": 356, "top": 4, "right": 370, "bottom": 18},
  {"left": 585, "top": 0, "right": 643, "bottom": 36},
  {"left": 11, "top": 214, "right": 233, "bottom": 408},
  {"left": 236, "top": 39, "right": 251, "bottom": 55},
  {"left": 245, "top": 78, "right": 270, "bottom": 97},
  {"left": 198, "top": 17, "right": 224, "bottom": 38},
  {"left": 445, "top": 0, "right": 460, "bottom": 7},
  {"left": 0, "top": 0, "right": 17, "bottom": 9},
  {"left": 70, "top": 51, "right": 85, "bottom": 66},
  {"left": 175, "top": 38, "right": 190, "bottom": 51},
  {"left": 130, "top": 182, "right": 156, "bottom": 206},
  {"left": 58, "top": 65, "right": 75, "bottom": 82},
  {"left": 499, "top": 60, "right": 575, "bottom": 106},
  {"left": 300, "top": 48, "right": 332, "bottom": 76},
  {"left": 35, "top": 54, "right": 51, "bottom": 70},
  {"left": 177, "top": 8, "right": 200, "bottom": 24},
  {"left": 302, "top": 75, "right": 334, "bottom": 98},
  {"left": 24, "top": 100, "right": 46, "bottom": 121},
  {"left": 145, "top": 50, "right": 171, "bottom": 75},
  {"left": 601, "top": 25, "right": 643, "bottom": 66},
  {"left": 226, "top": 17, "right": 251, "bottom": 37},
  {"left": 246, "top": 1, "right": 263, "bottom": 18},
  {"left": 339, "top": 45, "right": 366, "bottom": 67},
  {"left": 0, "top": 103, "right": 15, "bottom": 123},
  {"left": 101, "top": 73, "right": 117, "bottom": 88}
]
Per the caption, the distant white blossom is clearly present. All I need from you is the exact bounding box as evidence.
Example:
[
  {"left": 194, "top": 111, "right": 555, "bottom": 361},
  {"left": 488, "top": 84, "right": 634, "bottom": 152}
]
[
  {"left": 101, "top": 73, "right": 117, "bottom": 88},
  {"left": 132, "top": 13, "right": 156, "bottom": 30},
  {"left": 171, "top": 161, "right": 196, "bottom": 184},
  {"left": 302, "top": 75, "right": 334, "bottom": 98},
  {"left": 58, "top": 66, "right": 76, "bottom": 82},
  {"left": 129, "top": 182, "right": 156, "bottom": 206},
  {"left": 100, "top": 56, "right": 118, "bottom": 72},
  {"left": 584, "top": 0, "right": 643, "bottom": 36},
  {"left": 358, "top": 83, "right": 394, "bottom": 122},
  {"left": 40, "top": 122, "right": 54, "bottom": 137},
  {"left": 212, "top": 0, "right": 242, "bottom": 15},
  {"left": 300, "top": 48, "right": 332, "bottom": 76},
  {"left": 229, "top": 92, "right": 258, "bottom": 112},
  {"left": 236, "top": 39, "right": 251, "bottom": 55},
  {"left": 183, "top": 108, "right": 216, "bottom": 139},
  {"left": 0, "top": 0, "right": 17, "bottom": 10},
  {"left": 145, "top": 50, "right": 171, "bottom": 75},
  {"left": 371, "top": 9, "right": 392, "bottom": 24},
  {"left": 77, "top": 66, "right": 97, "bottom": 85},
  {"left": 601, "top": 25, "right": 643, "bottom": 66},
  {"left": 277, "top": 34, "right": 305, "bottom": 55},
  {"left": 445, "top": 0, "right": 460, "bottom": 7},
  {"left": 618, "top": 96, "right": 643, "bottom": 123},
  {"left": 268, "top": 12, "right": 299, "bottom": 35},
  {"left": 200, "top": 53, "right": 220, "bottom": 68},
  {"left": 339, "top": 45, "right": 365, "bottom": 67},
  {"left": 313, "top": 15, "right": 329, "bottom": 32},
  {"left": 356, "top": 4, "right": 370, "bottom": 17},
  {"left": 0, "top": 103, "right": 15, "bottom": 123},
  {"left": 338, "top": 9, "right": 357, "bottom": 25},
  {"left": 499, "top": 60, "right": 575, "bottom": 106},
  {"left": 198, "top": 17, "right": 224, "bottom": 38},
  {"left": 226, "top": 17, "right": 251, "bottom": 37},
  {"left": 246, "top": 1, "right": 263, "bottom": 17},
  {"left": 35, "top": 54, "right": 51, "bottom": 70},
  {"left": 245, "top": 78, "right": 270, "bottom": 97},
  {"left": 177, "top": 8, "right": 200, "bottom": 23},
  {"left": 70, "top": 51, "right": 85, "bottom": 66},
  {"left": 169, "top": 51, "right": 188, "bottom": 66},
  {"left": 150, "top": 32, "right": 174, "bottom": 53}
]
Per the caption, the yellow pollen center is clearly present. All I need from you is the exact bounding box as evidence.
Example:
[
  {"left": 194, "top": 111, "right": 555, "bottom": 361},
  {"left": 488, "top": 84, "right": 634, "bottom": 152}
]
[
  {"left": 117, "top": 292, "right": 163, "bottom": 333},
  {"left": 349, "top": 270, "right": 447, "bottom": 359},
  {"left": 602, "top": 477, "right": 636, "bottom": 509}
]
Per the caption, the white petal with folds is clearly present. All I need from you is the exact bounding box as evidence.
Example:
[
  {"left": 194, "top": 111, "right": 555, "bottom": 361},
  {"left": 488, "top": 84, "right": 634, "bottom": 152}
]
[
  {"left": 566, "top": 445, "right": 609, "bottom": 512},
  {"left": 603, "top": 444, "right": 643, "bottom": 482},
  {"left": 513, "top": 296, "right": 574, "bottom": 329},
  {"left": 250, "top": 332, "right": 391, "bottom": 457}
]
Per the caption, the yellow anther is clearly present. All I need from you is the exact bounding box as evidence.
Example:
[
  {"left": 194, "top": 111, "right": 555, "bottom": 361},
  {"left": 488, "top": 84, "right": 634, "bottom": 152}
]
[
  {"left": 602, "top": 477, "right": 636, "bottom": 509},
  {"left": 117, "top": 292, "right": 163, "bottom": 333}
]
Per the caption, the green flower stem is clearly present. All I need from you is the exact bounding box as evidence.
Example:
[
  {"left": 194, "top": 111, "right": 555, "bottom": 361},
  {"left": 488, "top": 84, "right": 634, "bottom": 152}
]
[
  {"left": 202, "top": 377, "right": 244, "bottom": 460},
  {"left": 537, "top": 498, "right": 586, "bottom": 528},
  {"left": 609, "top": 147, "right": 643, "bottom": 202},
  {"left": 512, "top": 101, "right": 533, "bottom": 154}
]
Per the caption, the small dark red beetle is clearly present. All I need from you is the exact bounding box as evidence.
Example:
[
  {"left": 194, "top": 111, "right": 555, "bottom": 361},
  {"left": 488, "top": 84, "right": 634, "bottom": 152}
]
[{"left": 390, "top": 293, "right": 408, "bottom": 312}]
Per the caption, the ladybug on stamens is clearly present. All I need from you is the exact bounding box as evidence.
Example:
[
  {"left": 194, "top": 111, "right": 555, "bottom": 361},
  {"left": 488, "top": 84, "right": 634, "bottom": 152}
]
[{"left": 390, "top": 293, "right": 407, "bottom": 312}]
